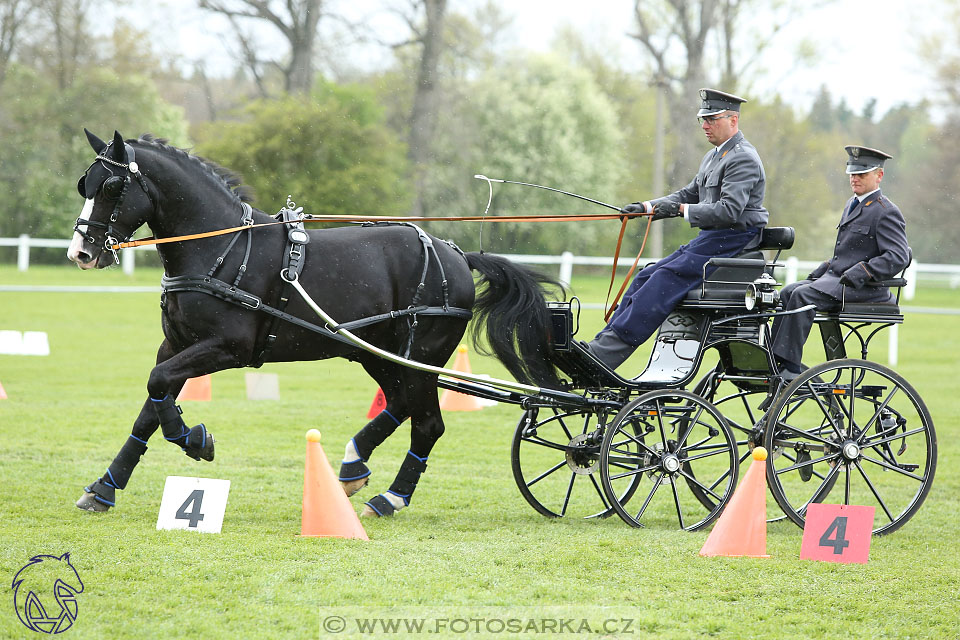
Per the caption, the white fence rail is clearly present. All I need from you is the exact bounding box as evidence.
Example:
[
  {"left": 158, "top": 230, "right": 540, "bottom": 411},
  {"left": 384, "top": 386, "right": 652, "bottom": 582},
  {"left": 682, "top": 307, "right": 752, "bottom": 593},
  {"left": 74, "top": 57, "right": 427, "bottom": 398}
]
[{"left": 7, "top": 235, "right": 960, "bottom": 301}]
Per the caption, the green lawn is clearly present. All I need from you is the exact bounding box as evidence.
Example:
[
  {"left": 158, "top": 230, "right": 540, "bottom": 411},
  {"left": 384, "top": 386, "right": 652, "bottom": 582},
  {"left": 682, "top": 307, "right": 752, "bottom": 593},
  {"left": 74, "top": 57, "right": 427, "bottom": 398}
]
[{"left": 1, "top": 264, "right": 958, "bottom": 639}]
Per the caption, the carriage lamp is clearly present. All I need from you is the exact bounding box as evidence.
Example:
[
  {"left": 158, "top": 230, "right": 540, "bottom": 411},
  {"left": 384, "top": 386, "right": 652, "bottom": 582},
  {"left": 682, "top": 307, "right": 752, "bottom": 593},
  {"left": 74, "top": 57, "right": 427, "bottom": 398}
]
[{"left": 744, "top": 273, "right": 780, "bottom": 311}]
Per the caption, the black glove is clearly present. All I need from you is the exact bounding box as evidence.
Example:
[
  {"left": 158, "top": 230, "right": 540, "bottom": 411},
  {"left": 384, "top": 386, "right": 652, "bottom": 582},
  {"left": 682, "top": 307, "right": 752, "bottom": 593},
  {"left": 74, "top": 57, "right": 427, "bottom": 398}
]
[
  {"left": 652, "top": 201, "right": 682, "bottom": 221},
  {"left": 620, "top": 202, "right": 647, "bottom": 214},
  {"left": 839, "top": 273, "right": 854, "bottom": 287}
]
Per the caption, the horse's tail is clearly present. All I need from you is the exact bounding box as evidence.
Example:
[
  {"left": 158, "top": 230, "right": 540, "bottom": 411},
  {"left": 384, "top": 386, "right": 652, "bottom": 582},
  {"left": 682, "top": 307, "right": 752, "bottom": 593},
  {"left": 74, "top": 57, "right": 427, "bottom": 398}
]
[{"left": 465, "top": 252, "right": 563, "bottom": 389}]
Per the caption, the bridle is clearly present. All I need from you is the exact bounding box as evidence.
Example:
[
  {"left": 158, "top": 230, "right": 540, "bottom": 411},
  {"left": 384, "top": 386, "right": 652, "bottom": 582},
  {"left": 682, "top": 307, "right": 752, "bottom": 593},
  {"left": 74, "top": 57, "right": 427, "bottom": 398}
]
[{"left": 74, "top": 143, "right": 156, "bottom": 264}]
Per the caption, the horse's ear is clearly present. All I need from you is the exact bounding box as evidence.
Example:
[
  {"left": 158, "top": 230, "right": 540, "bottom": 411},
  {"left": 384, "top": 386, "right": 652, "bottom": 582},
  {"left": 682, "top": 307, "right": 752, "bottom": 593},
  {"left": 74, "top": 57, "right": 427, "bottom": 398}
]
[
  {"left": 60, "top": 552, "right": 71, "bottom": 562},
  {"left": 110, "top": 131, "right": 128, "bottom": 162},
  {"left": 84, "top": 128, "right": 107, "bottom": 154}
]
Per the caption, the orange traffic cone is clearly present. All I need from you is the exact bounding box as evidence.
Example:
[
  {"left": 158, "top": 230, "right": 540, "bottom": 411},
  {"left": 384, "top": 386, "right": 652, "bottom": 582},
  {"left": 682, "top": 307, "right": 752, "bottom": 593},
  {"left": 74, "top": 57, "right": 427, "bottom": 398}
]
[
  {"left": 439, "top": 345, "right": 483, "bottom": 412},
  {"left": 178, "top": 375, "right": 211, "bottom": 401},
  {"left": 367, "top": 388, "right": 387, "bottom": 419},
  {"left": 0, "top": 381, "right": 7, "bottom": 400},
  {"left": 699, "top": 446, "right": 770, "bottom": 558},
  {"left": 301, "top": 429, "right": 369, "bottom": 540}
]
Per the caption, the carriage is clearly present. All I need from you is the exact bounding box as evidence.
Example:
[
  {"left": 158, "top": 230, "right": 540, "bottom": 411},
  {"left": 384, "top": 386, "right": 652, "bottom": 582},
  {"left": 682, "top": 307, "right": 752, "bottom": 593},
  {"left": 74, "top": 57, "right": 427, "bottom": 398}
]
[
  {"left": 69, "top": 130, "right": 935, "bottom": 536},
  {"left": 490, "top": 227, "right": 936, "bottom": 535}
]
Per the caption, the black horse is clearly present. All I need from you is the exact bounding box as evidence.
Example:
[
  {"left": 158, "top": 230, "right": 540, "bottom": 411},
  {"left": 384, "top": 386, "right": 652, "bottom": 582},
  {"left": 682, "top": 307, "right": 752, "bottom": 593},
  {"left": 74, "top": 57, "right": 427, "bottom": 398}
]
[{"left": 67, "top": 130, "right": 562, "bottom": 517}]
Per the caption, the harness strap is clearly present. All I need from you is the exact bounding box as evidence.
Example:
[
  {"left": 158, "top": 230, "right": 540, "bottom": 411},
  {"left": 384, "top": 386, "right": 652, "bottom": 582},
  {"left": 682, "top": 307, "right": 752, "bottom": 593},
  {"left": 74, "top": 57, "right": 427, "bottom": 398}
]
[
  {"left": 161, "top": 275, "right": 472, "bottom": 361},
  {"left": 254, "top": 204, "right": 309, "bottom": 366}
]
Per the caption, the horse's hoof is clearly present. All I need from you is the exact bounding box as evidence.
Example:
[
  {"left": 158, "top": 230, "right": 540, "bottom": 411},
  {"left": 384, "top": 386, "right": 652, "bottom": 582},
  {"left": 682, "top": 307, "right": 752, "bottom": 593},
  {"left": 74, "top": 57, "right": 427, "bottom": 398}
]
[
  {"left": 183, "top": 425, "right": 215, "bottom": 462},
  {"left": 76, "top": 492, "right": 110, "bottom": 512},
  {"left": 361, "top": 494, "right": 396, "bottom": 517},
  {"left": 341, "top": 477, "right": 369, "bottom": 497}
]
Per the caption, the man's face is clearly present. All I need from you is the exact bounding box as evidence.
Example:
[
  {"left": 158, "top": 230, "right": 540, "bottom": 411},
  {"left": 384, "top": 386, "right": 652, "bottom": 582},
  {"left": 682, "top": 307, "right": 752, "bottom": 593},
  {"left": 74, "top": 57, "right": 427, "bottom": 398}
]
[
  {"left": 701, "top": 111, "right": 738, "bottom": 146},
  {"left": 849, "top": 168, "right": 883, "bottom": 196}
]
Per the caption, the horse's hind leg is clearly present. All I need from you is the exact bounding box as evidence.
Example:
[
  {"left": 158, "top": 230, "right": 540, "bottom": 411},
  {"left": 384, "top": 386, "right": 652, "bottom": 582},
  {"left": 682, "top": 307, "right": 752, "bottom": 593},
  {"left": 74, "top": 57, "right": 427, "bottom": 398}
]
[
  {"left": 362, "top": 370, "right": 443, "bottom": 517},
  {"left": 339, "top": 360, "right": 410, "bottom": 497}
]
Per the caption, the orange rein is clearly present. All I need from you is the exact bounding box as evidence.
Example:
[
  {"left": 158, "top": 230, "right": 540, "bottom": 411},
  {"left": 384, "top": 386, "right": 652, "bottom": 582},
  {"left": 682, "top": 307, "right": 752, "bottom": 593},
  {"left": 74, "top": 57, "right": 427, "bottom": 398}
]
[{"left": 111, "top": 210, "right": 653, "bottom": 320}]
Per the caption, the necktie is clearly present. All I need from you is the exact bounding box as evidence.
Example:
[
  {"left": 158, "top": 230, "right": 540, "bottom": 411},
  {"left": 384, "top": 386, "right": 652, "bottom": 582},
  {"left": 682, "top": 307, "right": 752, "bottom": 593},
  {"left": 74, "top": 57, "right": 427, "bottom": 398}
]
[{"left": 850, "top": 197, "right": 860, "bottom": 213}]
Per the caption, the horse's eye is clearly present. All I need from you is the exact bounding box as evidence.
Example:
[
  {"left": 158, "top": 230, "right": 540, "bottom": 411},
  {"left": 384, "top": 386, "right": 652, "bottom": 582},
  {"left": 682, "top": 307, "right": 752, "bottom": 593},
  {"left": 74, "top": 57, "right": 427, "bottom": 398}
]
[{"left": 101, "top": 176, "right": 125, "bottom": 200}]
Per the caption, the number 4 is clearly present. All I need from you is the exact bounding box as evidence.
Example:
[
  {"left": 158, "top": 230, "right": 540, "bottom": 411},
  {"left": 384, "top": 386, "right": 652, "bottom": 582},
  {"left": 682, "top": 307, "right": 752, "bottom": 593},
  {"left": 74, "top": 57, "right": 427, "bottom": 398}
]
[
  {"left": 819, "top": 516, "right": 851, "bottom": 555},
  {"left": 176, "top": 489, "right": 206, "bottom": 528}
]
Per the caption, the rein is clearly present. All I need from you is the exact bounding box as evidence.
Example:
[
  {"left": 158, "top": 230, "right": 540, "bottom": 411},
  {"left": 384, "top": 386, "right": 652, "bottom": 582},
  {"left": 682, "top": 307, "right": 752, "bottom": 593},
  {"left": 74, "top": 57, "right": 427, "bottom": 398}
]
[{"left": 109, "top": 210, "right": 652, "bottom": 250}]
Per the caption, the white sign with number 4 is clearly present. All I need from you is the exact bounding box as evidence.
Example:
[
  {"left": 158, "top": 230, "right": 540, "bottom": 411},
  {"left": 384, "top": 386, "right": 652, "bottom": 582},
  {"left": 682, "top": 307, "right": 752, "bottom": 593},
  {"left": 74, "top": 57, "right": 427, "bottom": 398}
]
[{"left": 156, "top": 476, "right": 231, "bottom": 533}]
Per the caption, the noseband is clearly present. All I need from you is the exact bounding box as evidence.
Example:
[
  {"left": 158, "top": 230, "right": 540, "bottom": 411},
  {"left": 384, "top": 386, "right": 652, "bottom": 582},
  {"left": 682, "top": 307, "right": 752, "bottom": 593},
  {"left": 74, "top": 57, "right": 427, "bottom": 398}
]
[{"left": 74, "top": 143, "right": 156, "bottom": 264}]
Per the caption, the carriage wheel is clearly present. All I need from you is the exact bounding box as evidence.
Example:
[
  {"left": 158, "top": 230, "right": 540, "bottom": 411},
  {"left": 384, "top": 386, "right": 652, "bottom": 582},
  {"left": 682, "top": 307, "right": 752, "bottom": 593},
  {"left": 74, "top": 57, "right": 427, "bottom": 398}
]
[
  {"left": 599, "top": 390, "right": 739, "bottom": 531},
  {"left": 511, "top": 407, "right": 638, "bottom": 519},
  {"left": 763, "top": 359, "right": 937, "bottom": 535}
]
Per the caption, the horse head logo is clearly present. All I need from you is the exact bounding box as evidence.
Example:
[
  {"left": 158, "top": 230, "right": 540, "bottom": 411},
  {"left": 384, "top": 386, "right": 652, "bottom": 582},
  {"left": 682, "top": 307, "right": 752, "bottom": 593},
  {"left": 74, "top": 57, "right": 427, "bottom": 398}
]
[{"left": 11, "top": 553, "right": 84, "bottom": 634}]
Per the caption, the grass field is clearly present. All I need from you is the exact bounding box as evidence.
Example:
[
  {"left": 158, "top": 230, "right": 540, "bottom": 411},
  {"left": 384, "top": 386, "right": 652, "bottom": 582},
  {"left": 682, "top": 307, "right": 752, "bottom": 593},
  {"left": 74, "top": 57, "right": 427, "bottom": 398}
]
[{"left": 1, "top": 264, "right": 958, "bottom": 639}]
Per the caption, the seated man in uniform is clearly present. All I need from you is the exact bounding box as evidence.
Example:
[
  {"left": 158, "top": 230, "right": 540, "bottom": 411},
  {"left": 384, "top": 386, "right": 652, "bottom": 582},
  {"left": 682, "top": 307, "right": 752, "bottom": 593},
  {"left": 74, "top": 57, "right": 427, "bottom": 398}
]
[
  {"left": 586, "top": 88, "right": 769, "bottom": 370},
  {"left": 770, "top": 145, "right": 910, "bottom": 379}
]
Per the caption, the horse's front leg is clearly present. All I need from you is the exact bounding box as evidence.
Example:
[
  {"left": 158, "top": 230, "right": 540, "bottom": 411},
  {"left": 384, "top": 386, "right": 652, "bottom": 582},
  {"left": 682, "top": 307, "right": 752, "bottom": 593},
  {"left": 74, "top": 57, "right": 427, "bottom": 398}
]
[
  {"left": 75, "top": 396, "right": 164, "bottom": 512},
  {"left": 76, "top": 340, "right": 185, "bottom": 512},
  {"left": 146, "top": 339, "right": 242, "bottom": 462}
]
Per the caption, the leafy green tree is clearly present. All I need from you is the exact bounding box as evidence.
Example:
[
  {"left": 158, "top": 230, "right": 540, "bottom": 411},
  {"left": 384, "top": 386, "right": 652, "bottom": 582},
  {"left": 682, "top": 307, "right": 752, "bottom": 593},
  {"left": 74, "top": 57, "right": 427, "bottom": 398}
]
[
  {"left": 193, "top": 82, "right": 412, "bottom": 216},
  {"left": 420, "top": 53, "right": 626, "bottom": 256},
  {"left": 0, "top": 65, "right": 188, "bottom": 242}
]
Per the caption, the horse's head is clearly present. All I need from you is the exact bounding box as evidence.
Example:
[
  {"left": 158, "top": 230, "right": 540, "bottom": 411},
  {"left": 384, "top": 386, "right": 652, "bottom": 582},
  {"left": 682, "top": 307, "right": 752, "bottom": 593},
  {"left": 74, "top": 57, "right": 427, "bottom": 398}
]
[{"left": 67, "top": 129, "right": 156, "bottom": 269}]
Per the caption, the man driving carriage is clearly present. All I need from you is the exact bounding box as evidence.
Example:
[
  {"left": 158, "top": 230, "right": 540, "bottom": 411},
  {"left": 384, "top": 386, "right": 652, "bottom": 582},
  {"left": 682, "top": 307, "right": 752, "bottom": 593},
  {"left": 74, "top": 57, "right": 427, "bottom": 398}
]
[
  {"left": 770, "top": 145, "right": 910, "bottom": 379},
  {"left": 585, "top": 88, "right": 768, "bottom": 370}
]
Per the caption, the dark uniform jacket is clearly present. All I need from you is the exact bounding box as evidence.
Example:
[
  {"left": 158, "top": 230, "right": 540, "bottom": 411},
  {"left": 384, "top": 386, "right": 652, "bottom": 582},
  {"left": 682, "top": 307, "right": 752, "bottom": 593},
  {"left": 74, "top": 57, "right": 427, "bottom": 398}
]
[
  {"left": 651, "top": 130, "right": 769, "bottom": 231},
  {"left": 807, "top": 190, "right": 909, "bottom": 301}
]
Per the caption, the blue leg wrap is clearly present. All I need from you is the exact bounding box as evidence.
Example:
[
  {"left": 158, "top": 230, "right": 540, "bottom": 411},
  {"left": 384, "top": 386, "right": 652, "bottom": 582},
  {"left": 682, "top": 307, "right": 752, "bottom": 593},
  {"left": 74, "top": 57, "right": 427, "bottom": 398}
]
[
  {"left": 387, "top": 450, "right": 428, "bottom": 506},
  {"left": 151, "top": 396, "right": 214, "bottom": 461}
]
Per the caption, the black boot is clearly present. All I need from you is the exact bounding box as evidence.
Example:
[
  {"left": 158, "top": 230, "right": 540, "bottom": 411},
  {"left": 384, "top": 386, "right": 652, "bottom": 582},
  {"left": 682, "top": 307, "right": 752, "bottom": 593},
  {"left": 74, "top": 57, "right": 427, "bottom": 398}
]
[{"left": 584, "top": 330, "right": 636, "bottom": 371}]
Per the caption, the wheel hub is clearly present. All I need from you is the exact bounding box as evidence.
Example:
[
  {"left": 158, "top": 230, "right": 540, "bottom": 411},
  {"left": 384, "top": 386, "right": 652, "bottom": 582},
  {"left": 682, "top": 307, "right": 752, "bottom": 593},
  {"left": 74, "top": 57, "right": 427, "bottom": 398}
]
[
  {"left": 662, "top": 453, "right": 681, "bottom": 473},
  {"left": 841, "top": 440, "right": 861, "bottom": 461},
  {"left": 565, "top": 433, "right": 599, "bottom": 475}
]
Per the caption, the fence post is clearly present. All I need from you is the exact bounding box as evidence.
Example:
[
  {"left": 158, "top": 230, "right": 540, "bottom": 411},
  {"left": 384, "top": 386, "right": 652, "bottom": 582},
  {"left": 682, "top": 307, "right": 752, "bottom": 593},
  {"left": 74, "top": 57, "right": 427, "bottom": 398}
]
[
  {"left": 888, "top": 324, "right": 899, "bottom": 366},
  {"left": 17, "top": 234, "right": 30, "bottom": 271},
  {"left": 122, "top": 248, "right": 135, "bottom": 275},
  {"left": 784, "top": 256, "right": 798, "bottom": 284},
  {"left": 904, "top": 262, "right": 917, "bottom": 301},
  {"left": 559, "top": 251, "right": 573, "bottom": 288}
]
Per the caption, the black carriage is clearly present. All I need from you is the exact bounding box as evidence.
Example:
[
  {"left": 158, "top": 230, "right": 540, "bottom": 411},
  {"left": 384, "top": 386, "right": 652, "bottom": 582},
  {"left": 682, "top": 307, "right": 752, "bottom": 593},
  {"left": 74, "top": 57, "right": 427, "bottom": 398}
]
[{"left": 497, "top": 227, "right": 936, "bottom": 535}]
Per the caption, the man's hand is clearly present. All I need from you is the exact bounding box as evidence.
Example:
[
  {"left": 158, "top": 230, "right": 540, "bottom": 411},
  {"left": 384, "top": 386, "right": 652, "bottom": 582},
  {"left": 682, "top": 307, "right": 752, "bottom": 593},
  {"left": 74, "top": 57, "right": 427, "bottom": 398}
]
[
  {"left": 620, "top": 202, "right": 647, "bottom": 214},
  {"left": 652, "top": 201, "right": 682, "bottom": 221},
  {"left": 839, "top": 273, "right": 854, "bottom": 287}
]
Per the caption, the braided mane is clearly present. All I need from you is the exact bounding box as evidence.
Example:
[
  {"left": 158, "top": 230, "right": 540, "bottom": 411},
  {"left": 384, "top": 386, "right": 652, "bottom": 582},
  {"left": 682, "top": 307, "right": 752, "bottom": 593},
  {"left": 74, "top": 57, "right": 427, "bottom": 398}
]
[{"left": 133, "top": 134, "right": 255, "bottom": 204}]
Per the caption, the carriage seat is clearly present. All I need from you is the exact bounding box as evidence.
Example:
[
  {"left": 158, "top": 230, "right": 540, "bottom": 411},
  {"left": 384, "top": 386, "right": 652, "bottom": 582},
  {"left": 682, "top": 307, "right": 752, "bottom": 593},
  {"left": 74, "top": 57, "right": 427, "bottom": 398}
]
[
  {"left": 680, "top": 226, "right": 795, "bottom": 307},
  {"left": 816, "top": 247, "right": 911, "bottom": 322}
]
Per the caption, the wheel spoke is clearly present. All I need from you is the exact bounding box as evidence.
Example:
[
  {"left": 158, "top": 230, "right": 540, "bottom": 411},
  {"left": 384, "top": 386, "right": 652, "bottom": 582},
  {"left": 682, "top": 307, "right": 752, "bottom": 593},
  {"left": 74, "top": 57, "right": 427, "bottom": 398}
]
[
  {"left": 854, "top": 460, "right": 895, "bottom": 523},
  {"left": 526, "top": 460, "right": 568, "bottom": 488}
]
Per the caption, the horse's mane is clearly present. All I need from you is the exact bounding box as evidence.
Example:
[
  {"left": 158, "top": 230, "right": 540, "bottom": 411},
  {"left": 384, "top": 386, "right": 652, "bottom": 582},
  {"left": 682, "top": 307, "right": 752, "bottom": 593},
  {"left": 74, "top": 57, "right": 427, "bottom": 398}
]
[{"left": 134, "top": 134, "right": 255, "bottom": 204}]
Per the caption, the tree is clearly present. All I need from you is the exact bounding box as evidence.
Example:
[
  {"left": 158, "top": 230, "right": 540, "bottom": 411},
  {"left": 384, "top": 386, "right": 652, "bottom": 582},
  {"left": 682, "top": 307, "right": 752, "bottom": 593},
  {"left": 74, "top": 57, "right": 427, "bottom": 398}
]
[
  {"left": 193, "top": 82, "right": 411, "bottom": 216},
  {"left": 420, "top": 54, "right": 626, "bottom": 255},
  {"left": 396, "top": 0, "right": 447, "bottom": 217},
  {"left": 629, "top": 0, "right": 833, "bottom": 186},
  {"left": 0, "top": 67, "right": 188, "bottom": 241},
  {"left": 0, "top": 0, "right": 35, "bottom": 89},
  {"left": 198, "top": 0, "right": 324, "bottom": 94}
]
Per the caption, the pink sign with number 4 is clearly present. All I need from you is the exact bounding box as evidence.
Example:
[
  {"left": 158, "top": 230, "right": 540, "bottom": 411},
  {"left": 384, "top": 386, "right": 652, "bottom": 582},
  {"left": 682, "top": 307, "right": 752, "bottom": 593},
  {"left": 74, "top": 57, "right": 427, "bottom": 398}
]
[{"left": 800, "top": 503, "right": 875, "bottom": 564}]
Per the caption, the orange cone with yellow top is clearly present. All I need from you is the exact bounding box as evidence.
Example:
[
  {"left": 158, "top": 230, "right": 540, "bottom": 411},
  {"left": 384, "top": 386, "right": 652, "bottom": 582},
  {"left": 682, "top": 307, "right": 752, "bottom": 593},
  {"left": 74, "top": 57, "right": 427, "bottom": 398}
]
[
  {"left": 699, "top": 446, "right": 770, "bottom": 558},
  {"left": 439, "top": 345, "right": 483, "bottom": 412},
  {"left": 301, "top": 429, "right": 368, "bottom": 539},
  {"left": 178, "top": 375, "right": 211, "bottom": 401}
]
